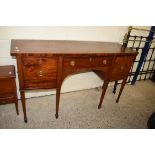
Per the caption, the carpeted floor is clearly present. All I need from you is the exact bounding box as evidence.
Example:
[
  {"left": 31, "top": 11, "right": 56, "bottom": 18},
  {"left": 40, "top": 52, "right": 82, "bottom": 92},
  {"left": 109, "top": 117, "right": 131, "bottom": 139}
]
[{"left": 0, "top": 80, "right": 155, "bottom": 129}]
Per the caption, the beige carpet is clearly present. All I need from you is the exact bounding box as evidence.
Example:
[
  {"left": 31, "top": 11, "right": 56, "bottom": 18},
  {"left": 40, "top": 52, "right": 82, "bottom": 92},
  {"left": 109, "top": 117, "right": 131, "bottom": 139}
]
[{"left": 0, "top": 80, "right": 155, "bottom": 129}]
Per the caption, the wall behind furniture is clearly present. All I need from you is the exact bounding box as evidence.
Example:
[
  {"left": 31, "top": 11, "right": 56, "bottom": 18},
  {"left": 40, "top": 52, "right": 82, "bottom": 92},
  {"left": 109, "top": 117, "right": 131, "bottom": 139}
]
[{"left": 0, "top": 26, "right": 148, "bottom": 98}]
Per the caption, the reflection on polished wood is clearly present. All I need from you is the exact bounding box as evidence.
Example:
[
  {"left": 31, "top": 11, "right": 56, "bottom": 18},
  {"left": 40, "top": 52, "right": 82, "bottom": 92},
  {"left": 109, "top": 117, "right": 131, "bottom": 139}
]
[{"left": 11, "top": 40, "right": 138, "bottom": 123}]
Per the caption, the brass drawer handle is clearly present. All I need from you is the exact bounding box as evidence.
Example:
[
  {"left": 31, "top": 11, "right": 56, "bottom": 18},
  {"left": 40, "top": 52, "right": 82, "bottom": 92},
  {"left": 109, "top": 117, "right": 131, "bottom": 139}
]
[
  {"left": 102, "top": 59, "right": 107, "bottom": 65},
  {"left": 89, "top": 58, "right": 92, "bottom": 62},
  {"left": 38, "top": 70, "right": 43, "bottom": 77},
  {"left": 120, "top": 66, "right": 124, "bottom": 71},
  {"left": 70, "top": 61, "right": 76, "bottom": 67}
]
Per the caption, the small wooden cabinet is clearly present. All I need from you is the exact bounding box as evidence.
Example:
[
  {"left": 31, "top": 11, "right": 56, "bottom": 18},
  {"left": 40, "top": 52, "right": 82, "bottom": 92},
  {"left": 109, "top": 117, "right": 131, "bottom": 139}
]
[{"left": 0, "top": 65, "right": 19, "bottom": 115}]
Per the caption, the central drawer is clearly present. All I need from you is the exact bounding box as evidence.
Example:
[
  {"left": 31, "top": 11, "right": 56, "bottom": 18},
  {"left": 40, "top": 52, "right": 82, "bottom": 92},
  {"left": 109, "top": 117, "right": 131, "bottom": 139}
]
[
  {"left": 22, "top": 56, "right": 58, "bottom": 89},
  {"left": 92, "top": 56, "right": 113, "bottom": 67},
  {"left": 63, "top": 57, "right": 92, "bottom": 69},
  {"left": 63, "top": 56, "right": 113, "bottom": 70}
]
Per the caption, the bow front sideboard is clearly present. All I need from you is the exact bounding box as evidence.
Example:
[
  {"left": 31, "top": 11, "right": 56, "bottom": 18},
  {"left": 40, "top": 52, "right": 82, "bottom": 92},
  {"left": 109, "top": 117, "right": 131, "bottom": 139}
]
[{"left": 11, "top": 40, "right": 138, "bottom": 122}]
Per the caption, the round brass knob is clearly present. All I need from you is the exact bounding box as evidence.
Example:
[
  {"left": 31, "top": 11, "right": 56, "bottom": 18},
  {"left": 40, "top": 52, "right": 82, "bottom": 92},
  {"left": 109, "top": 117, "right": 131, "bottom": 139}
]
[
  {"left": 103, "top": 59, "right": 107, "bottom": 65},
  {"left": 70, "top": 60, "right": 76, "bottom": 67},
  {"left": 9, "top": 71, "right": 12, "bottom": 75},
  {"left": 120, "top": 66, "right": 124, "bottom": 71}
]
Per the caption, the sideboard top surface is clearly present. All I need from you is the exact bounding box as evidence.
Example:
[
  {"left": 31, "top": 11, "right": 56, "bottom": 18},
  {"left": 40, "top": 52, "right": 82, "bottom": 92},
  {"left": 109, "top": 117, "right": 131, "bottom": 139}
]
[{"left": 11, "top": 40, "right": 137, "bottom": 56}]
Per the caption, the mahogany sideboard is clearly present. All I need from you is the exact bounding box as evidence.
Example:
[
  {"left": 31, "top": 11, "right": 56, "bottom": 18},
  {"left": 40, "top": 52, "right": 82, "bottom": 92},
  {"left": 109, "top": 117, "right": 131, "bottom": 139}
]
[{"left": 11, "top": 40, "right": 138, "bottom": 123}]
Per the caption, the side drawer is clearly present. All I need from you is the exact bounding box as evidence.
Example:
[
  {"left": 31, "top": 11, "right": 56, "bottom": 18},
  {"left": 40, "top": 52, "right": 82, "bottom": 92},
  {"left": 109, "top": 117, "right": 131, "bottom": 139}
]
[
  {"left": 0, "top": 96, "right": 15, "bottom": 105},
  {"left": 22, "top": 56, "right": 58, "bottom": 89},
  {"left": 110, "top": 56, "right": 135, "bottom": 81},
  {"left": 24, "top": 73, "right": 57, "bottom": 89}
]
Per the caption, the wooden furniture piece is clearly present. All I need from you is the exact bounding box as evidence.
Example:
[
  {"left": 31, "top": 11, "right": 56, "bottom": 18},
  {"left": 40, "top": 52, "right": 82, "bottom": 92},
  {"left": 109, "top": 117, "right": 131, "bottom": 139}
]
[
  {"left": 11, "top": 40, "right": 138, "bottom": 123},
  {"left": 0, "top": 65, "right": 19, "bottom": 115},
  {"left": 152, "top": 71, "right": 155, "bottom": 82}
]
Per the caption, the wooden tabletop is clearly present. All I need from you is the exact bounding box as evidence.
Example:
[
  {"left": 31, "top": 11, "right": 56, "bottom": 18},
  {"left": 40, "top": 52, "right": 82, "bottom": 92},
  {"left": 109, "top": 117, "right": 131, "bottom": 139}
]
[
  {"left": 0, "top": 65, "right": 15, "bottom": 78},
  {"left": 11, "top": 40, "right": 137, "bottom": 56}
]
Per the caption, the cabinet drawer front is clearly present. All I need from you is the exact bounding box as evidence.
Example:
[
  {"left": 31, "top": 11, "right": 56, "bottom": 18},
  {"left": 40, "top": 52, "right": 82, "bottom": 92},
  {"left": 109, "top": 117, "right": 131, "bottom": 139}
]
[
  {"left": 23, "top": 56, "right": 57, "bottom": 70},
  {"left": 22, "top": 56, "right": 58, "bottom": 89},
  {"left": 0, "top": 96, "right": 14, "bottom": 105},
  {"left": 63, "top": 57, "right": 92, "bottom": 69},
  {"left": 23, "top": 68, "right": 57, "bottom": 89},
  {"left": 23, "top": 65, "right": 57, "bottom": 80},
  {"left": 92, "top": 56, "right": 113, "bottom": 67},
  {"left": 110, "top": 56, "right": 135, "bottom": 81},
  {"left": 24, "top": 77, "right": 57, "bottom": 89},
  {"left": 0, "top": 78, "right": 14, "bottom": 94}
]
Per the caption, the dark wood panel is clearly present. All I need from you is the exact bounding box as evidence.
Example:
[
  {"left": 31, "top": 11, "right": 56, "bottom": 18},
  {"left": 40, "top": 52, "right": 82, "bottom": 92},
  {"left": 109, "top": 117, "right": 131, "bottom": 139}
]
[
  {"left": 11, "top": 40, "right": 137, "bottom": 55},
  {"left": 0, "top": 96, "right": 15, "bottom": 105},
  {"left": 92, "top": 56, "right": 113, "bottom": 67},
  {"left": 0, "top": 65, "right": 18, "bottom": 114},
  {"left": 22, "top": 56, "right": 57, "bottom": 69},
  {"left": 110, "top": 56, "right": 135, "bottom": 81},
  {"left": 22, "top": 56, "right": 58, "bottom": 89},
  {"left": 24, "top": 77, "right": 57, "bottom": 89},
  {"left": 0, "top": 78, "right": 15, "bottom": 94},
  {"left": 63, "top": 57, "right": 92, "bottom": 69},
  {"left": 0, "top": 65, "right": 15, "bottom": 77}
]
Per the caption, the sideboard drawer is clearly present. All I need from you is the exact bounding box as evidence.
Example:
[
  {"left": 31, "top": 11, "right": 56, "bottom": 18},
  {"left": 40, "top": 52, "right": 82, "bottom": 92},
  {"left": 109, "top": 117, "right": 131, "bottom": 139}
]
[
  {"left": 23, "top": 65, "right": 57, "bottom": 80},
  {"left": 110, "top": 56, "right": 135, "bottom": 81},
  {"left": 22, "top": 56, "right": 57, "bottom": 70},
  {"left": 22, "top": 56, "right": 58, "bottom": 89},
  {"left": 63, "top": 57, "right": 92, "bottom": 69},
  {"left": 92, "top": 56, "right": 113, "bottom": 67},
  {"left": 24, "top": 76, "right": 57, "bottom": 89},
  {"left": 0, "top": 96, "right": 14, "bottom": 105}
]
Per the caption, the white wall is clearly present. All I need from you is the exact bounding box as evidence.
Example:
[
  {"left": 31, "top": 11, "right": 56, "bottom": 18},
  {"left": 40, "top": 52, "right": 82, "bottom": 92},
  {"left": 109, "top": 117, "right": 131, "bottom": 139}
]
[{"left": 0, "top": 26, "right": 132, "bottom": 98}]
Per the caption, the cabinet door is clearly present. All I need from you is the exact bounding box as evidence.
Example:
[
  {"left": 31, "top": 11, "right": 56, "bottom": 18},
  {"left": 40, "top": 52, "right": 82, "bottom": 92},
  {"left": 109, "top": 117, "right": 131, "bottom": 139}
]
[
  {"left": 110, "top": 56, "right": 135, "bottom": 81},
  {"left": 22, "top": 55, "right": 58, "bottom": 89},
  {"left": 0, "top": 78, "right": 14, "bottom": 97}
]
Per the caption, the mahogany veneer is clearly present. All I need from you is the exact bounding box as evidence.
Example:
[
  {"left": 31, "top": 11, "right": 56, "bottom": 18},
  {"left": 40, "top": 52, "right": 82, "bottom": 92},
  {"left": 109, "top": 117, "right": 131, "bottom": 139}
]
[
  {"left": 0, "top": 65, "right": 19, "bottom": 115},
  {"left": 11, "top": 40, "right": 138, "bottom": 123}
]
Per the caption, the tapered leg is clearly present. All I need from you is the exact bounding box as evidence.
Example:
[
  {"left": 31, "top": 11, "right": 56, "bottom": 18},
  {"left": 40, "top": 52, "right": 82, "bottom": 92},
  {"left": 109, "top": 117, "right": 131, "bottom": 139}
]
[
  {"left": 98, "top": 80, "right": 109, "bottom": 109},
  {"left": 113, "top": 80, "right": 118, "bottom": 94},
  {"left": 55, "top": 88, "right": 61, "bottom": 119},
  {"left": 116, "top": 78, "right": 127, "bottom": 103},
  {"left": 14, "top": 100, "right": 19, "bottom": 115},
  {"left": 20, "top": 90, "right": 27, "bottom": 123},
  {"left": 13, "top": 79, "right": 19, "bottom": 115}
]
